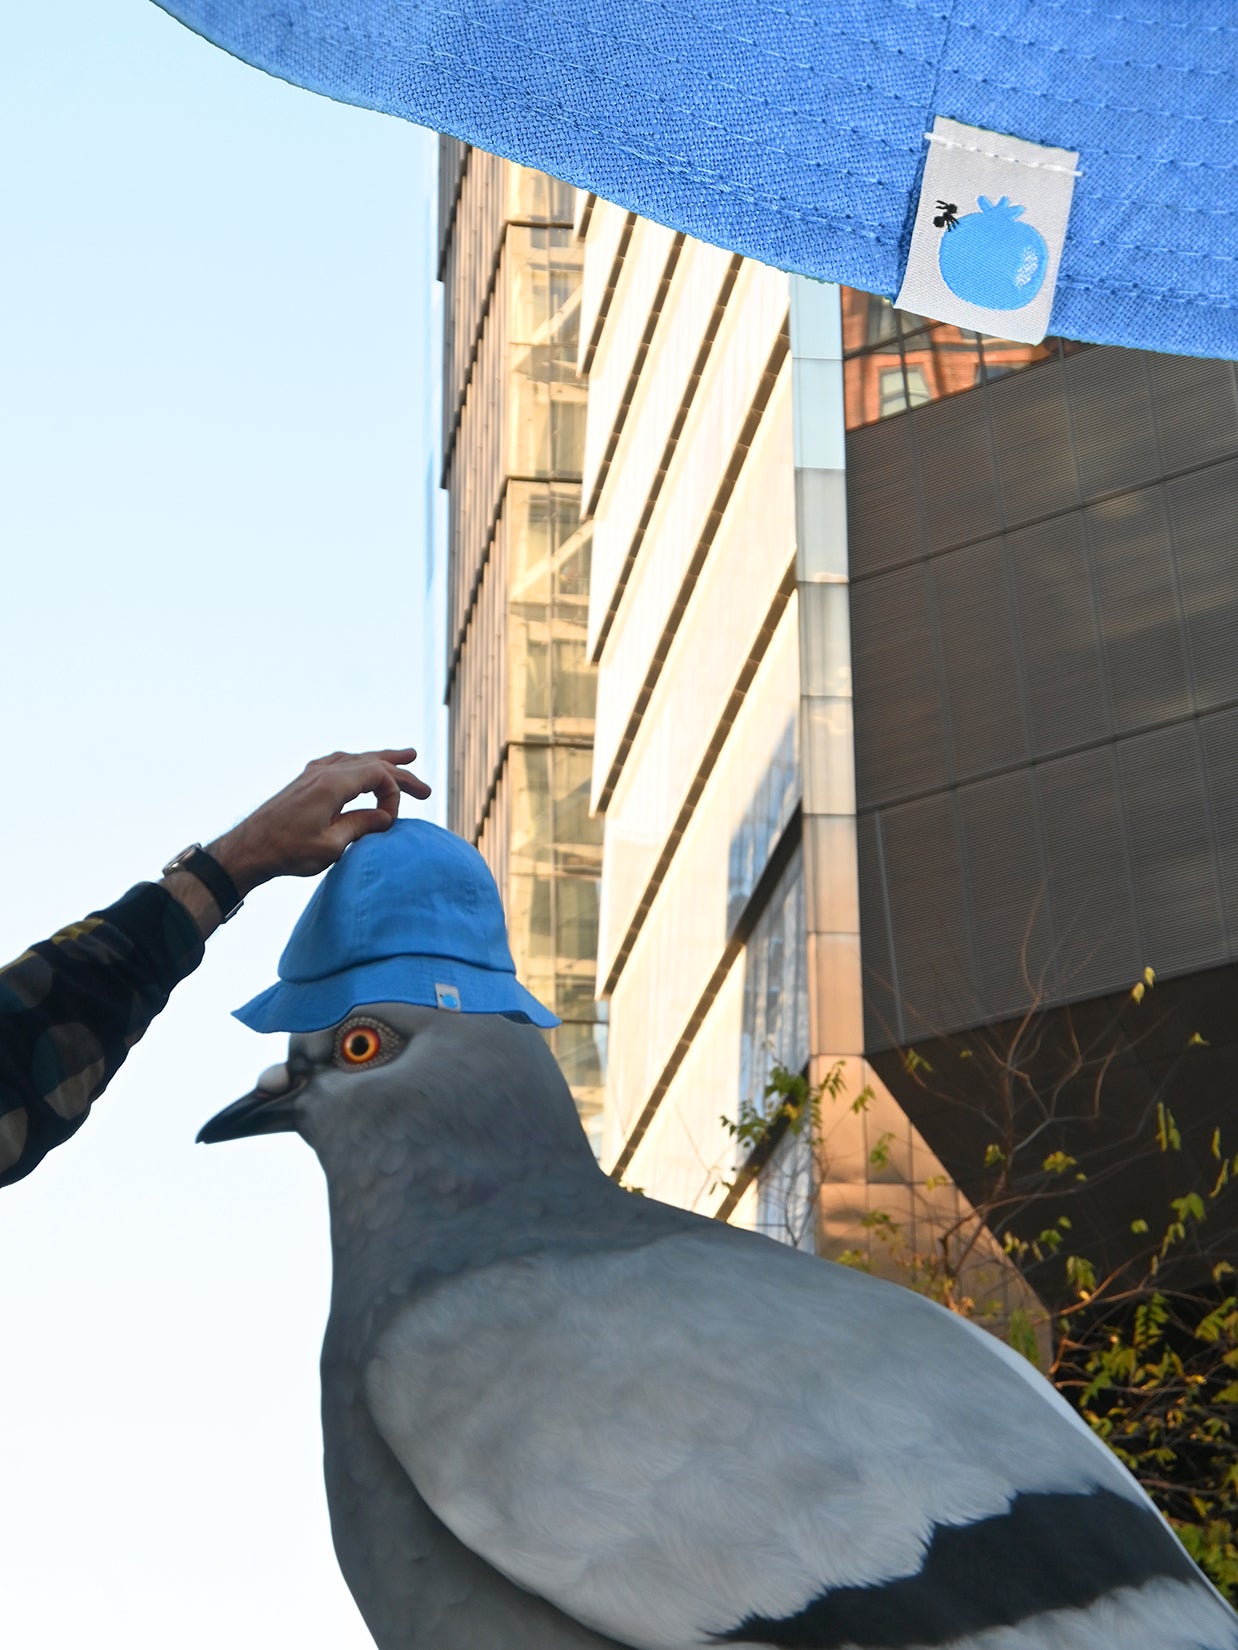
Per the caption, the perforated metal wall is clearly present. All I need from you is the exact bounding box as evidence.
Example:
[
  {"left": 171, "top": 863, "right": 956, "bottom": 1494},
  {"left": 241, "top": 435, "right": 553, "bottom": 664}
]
[{"left": 849, "top": 347, "right": 1238, "bottom": 1050}]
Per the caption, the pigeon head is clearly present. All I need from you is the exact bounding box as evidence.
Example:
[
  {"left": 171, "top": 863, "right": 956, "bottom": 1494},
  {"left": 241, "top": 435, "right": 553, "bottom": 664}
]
[
  {"left": 196, "top": 998, "right": 593, "bottom": 1178},
  {"left": 195, "top": 818, "right": 591, "bottom": 1199}
]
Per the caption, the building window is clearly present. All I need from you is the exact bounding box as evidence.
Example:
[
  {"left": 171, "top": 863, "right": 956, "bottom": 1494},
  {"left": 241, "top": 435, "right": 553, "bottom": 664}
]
[
  {"left": 736, "top": 843, "right": 813, "bottom": 1248},
  {"left": 904, "top": 364, "right": 932, "bottom": 410},
  {"left": 841, "top": 288, "right": 1086, "bottom": 433},
  {"left": 878, "top": 366, "right": 909, "bottom": 419},
  {"left": 756, "top": 1127, "right": 816, "bottom": 1250},
  {"left": 737, "top": 843, "right": 809, "bottom": 1120},
  {"left": 726, "top": 713, "right": 800, "bottom": 934}
]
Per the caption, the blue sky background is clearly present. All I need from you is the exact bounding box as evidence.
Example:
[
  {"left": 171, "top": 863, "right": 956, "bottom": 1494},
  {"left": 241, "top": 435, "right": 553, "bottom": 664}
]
[{"left": 0, "top": 4, "right": 443, "bottom": 1643}]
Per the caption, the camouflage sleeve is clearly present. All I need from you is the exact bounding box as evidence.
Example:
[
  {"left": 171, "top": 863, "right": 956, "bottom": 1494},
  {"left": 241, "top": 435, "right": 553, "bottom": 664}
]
[{"left": 0, "top": 883, "right": 206, "bottom": 1189}]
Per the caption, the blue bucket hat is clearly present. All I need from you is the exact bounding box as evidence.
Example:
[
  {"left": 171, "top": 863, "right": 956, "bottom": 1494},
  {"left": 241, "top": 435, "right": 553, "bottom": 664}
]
[
  {"left": 156, "top": 0, "right": 1238, "bottom": 360},
  {"left": 233, "top": 819, "right": 559, "bottom": 1033}
]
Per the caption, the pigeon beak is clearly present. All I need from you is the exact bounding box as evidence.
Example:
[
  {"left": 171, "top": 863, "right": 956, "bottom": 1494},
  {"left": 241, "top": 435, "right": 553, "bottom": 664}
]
[{"left": 196, "top": 1062, "right": 306, "bottom": 1145}]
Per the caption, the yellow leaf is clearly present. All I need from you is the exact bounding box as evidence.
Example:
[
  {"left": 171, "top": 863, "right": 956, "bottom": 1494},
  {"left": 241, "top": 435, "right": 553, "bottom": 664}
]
[{"left": 1131, "top": 981, "right": 1145, "bottom": 1004}]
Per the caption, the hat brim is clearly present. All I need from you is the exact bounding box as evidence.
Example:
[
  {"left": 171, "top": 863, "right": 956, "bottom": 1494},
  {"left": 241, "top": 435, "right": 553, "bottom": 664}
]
[{"left": 233, "top": 954, "right": 560, "bottom": 1033}]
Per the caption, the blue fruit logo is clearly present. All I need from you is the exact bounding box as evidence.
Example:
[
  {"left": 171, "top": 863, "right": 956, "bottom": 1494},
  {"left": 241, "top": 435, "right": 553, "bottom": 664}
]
[{"left": 935, "top": 195, "right": 1048, "bottom": 311}]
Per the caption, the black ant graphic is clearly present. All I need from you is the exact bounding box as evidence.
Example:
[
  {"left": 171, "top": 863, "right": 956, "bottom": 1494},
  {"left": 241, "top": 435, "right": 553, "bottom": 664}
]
[{"left": 933, "top": 200, "right": 960, "bottom": 231}]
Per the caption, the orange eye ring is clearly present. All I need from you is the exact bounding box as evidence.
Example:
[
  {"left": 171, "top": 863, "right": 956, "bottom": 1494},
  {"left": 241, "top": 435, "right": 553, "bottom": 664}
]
[{"left": 340, "top": 1025, "right": 382, "bottom": 1065}]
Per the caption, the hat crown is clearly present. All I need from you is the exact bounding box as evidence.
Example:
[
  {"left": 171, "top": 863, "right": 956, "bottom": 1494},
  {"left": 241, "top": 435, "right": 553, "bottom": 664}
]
[{"left": 279, "top": 820, "right": 516, "bottom": 985}]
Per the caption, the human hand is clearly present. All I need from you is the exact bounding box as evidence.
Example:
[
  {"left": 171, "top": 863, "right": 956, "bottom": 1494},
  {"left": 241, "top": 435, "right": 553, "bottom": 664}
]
[{"left": 209, "top": 747, "right": 432, "bottom": 896}]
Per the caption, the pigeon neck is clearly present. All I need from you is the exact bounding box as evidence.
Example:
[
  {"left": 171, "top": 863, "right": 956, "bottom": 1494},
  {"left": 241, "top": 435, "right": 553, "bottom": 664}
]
[{"left": 319, "top": 1134, "right": 605, "bottom": 1304}]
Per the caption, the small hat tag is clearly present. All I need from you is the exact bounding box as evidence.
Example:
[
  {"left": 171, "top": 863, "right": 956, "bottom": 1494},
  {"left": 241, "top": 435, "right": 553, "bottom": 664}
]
[
  {"left": 895, "top": 117, "right": 1080, "bottom": 346},
  {"left": 434, "top": 982, "right": 462, "bottom": 1011}
]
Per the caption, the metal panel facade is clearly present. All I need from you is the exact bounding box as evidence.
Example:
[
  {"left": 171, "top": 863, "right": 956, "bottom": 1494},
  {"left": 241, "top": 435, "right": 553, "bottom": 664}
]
[{"left": 849, "top": 344, "right": 1238, "bottom": 1049}]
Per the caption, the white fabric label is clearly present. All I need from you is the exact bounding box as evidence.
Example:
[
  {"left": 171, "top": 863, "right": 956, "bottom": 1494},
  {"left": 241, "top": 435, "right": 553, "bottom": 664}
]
[
  {"left": 895, "top": 117, "right": 1080, "bottom": 345},
  {"left": 434, "top": 982, "right": 462, "bottom": 1011}
]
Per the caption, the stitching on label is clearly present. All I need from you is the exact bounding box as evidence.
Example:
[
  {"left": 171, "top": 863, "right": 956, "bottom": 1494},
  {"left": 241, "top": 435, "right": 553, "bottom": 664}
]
[{"left": 922, "top": 132, "right": 1084, "bottom": 178}]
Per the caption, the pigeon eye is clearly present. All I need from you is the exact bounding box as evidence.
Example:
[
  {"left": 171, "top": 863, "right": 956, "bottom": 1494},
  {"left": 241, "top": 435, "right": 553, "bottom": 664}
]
[{"left": 340, "top": 1025, "right": 383, "bottom": 1065}]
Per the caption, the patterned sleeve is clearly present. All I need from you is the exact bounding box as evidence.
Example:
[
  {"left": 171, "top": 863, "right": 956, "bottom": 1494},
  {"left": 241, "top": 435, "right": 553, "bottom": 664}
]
[{"left": 0, "top": 883, "right": 206, "bottom": 1188}]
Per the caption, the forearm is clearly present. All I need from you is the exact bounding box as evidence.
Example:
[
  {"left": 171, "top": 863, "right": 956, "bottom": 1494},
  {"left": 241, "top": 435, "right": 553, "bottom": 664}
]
[{"left": 0, "top": 883, "right": 205, "bottom": 1188}]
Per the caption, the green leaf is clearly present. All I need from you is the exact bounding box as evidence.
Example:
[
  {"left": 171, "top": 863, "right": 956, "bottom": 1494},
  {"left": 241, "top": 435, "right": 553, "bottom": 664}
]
[
  {"left": 1133, "top": 1295, "right": 1168, "bottom": 1348},
  {"left": 1196, "top": 1303, "right": 1235, "bottom": 1345},
  {"left": 868, "top": 1131, "right": 894, "bottom": 1170},
  {"left": 1042, "top": 1150, "right": 1078, "bottom": 1175},
  {"left": 815, "top": 1060, "right": 847, "bottom": 1102},
  {"left": 1171, "top": 1191, "right": 1206, "bottom": 1226},
  {"left": 1130, "top": 1218, "right": 1150, "bottom": 1235},
  {"left": 1066, "top": 1254, "right": 1096, "bottom": 1297},
  {"left": 984, "top": 1143, "right": 1005, "bottom": 1168},
  {"left": 1156, "top": 1102, "right": 1182, "bottom": 1153}
]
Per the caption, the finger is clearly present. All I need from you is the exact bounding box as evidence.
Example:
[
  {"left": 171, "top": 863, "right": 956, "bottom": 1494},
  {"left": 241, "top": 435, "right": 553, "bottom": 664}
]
[
  {"left": 331, "top": 757, "right": 431, "bottom": 808},
  {"left": 395, "top": 770, "right": 433, "bottom": 800},
  {"left": 371, "top": 764, "right": 403, "bottom": 818},
  {"left": 329, "top": 808, "right": 397, "bottom": 849},
  {"left": 319, "top": 746, "right": 419, "bottom": 767},
  {"left": 321, "top": 757, "right": 407, "bottom": 819}
]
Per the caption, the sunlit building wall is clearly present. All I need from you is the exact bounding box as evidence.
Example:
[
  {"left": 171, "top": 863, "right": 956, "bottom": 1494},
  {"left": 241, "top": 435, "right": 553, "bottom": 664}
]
[
  {"left": 438, "top": 143, "right": 605, "bottom": 1147},
  {"left": 575, "top": 198, "right": 1052, "bottom": 1312},
  {"left": 579, "top": 202, "right": 799, "bottom": 1230}
]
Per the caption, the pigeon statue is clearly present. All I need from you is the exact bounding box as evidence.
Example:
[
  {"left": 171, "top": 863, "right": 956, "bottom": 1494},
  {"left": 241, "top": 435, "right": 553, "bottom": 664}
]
[{"left": 199, "top": 819, "right": 1238, "bottom": 1650}]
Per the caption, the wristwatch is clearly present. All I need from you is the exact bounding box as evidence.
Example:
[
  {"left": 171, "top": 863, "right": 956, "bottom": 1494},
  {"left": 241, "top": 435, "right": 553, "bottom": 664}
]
[{"left": 162, "top": 843, "right": 244, "bottom": 922}]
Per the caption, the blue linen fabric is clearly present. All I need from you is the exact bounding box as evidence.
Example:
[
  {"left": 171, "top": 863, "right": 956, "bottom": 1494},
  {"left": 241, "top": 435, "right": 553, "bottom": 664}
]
[
  {"left": 233, "top": 819, "right": 559, "bottom": 1032},
  {"left": 153, "top": 1, "right": 1238, "bottom": 359}
]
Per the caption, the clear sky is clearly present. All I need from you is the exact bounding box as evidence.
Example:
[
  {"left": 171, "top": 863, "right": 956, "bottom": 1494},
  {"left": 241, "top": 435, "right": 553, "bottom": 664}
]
[{"left": 0, "top": 4, "right": 443, "bottom": 1645}]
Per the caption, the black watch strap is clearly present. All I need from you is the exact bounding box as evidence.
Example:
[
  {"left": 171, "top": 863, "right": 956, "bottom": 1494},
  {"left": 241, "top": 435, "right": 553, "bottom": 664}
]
[{"left": 161, "top": 844, "right": 244, "bottom": 922}]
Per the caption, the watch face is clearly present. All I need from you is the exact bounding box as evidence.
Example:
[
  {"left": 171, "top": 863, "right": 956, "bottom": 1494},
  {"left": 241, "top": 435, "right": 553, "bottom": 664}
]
[{"left": 162, "top": 844, "right": 201, "bottom": 877}]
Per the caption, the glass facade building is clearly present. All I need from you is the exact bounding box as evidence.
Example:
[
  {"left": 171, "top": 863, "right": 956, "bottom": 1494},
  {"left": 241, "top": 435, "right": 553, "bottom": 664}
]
[
  {"left": 439, "top": 143, "right": 605, "bottom": 1147},
  {"left": 442, "top": 155, "right": 1238, "bottom": 1293}
]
